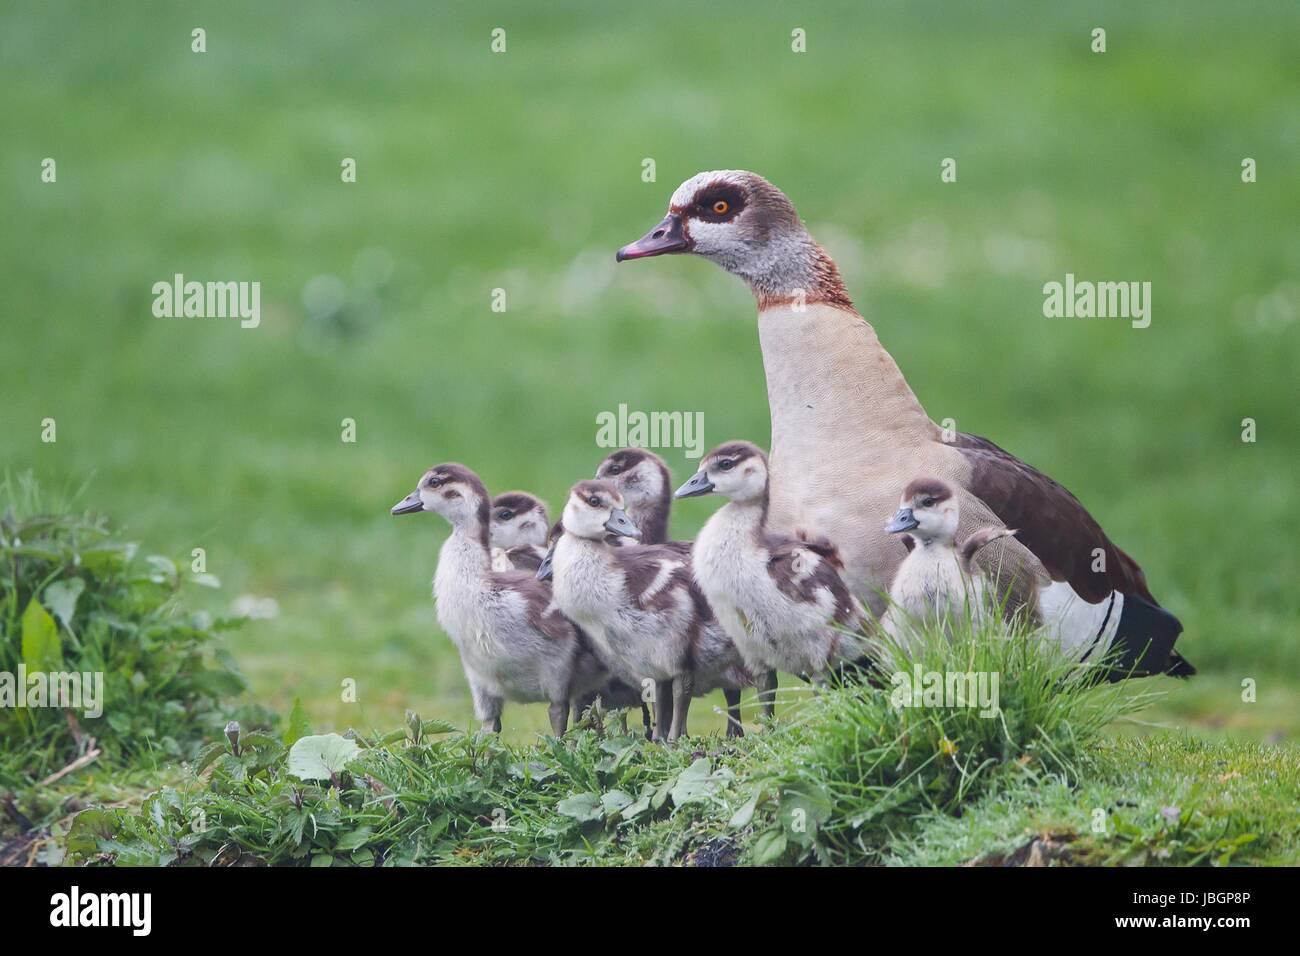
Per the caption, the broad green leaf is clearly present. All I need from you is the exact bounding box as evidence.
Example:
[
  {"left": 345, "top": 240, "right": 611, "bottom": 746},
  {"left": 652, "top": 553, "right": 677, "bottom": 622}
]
[
  {"left": 65, "top": 809, "right": 122, "bottom": 859},
  {"left": 751, "top": 828, "right": 788, "bottom": 866},
  {"left": 286, "top": 733, "right": 361, "bottom": 781},
  {"left": 779, "top": 786, "right": 833, "bottom": 847},
  {"left": 283, "top": 697, "right": 313, "bottom": 746},
  {"left": 729, "top": 790, "right": 762, "bottom": 829},
  {"left": 336, "top": 827, "right": 374, "bottom": 851},
  {"left": 556, "top": 793, "right": 603, "bottom": 823},
  {"left": 44, "top": 578, "right": 84, "bottom": 630},
  {"left": 671, "top": 757, "right": 730, "bottom": 806},
  {"left": 601, "top": 790, "right": 633, "bottom": 814},
  {"left": 193, "top": 741, "right": 227, "bottom": 775},
  {"left": 21, "top": 598, "right": 64, "bottom": 673}
]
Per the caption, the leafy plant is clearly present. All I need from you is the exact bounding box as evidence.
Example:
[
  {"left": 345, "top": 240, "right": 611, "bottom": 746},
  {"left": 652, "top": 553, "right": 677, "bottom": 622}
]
[{"left": 0, "top": 473, "right": 265, "bottom": 815}]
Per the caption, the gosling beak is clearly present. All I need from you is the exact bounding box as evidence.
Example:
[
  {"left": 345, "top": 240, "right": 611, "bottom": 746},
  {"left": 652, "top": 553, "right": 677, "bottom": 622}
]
[
  {"left": 391, "top": 491, "right": 423, "bottom": 516},
  {"left": 674, "top": 471, "right": 714, "bottom": 499},
  {"left": 886, "top": 507, "right": 919, "bottom": 534},
  {"left": 604, "top": 507, "right": 641, "bottom": 538},
  {"left": 616, "top": 213, "right": 689, "bottom": 262},
  {"left": 535, "top": 545, "right": 555, "bottom": 582}
]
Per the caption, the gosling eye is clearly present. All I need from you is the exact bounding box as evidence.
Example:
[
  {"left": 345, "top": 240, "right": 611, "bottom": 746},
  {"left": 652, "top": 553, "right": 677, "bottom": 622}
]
[
  {"left": 496, "top": 509, "right": 514, "bottom": 521},
  {"left": 921, "top": 497, "right": 935, "bottom": 508},
  {"left": 587, "top": 495, "right": 601, "bottom": 507},
  {"left": 719, "top": 459, "right": 735, "bottom": 471}
]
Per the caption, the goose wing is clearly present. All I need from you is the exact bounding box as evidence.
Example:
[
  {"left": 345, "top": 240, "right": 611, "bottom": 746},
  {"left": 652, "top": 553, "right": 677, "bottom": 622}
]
[
  {"left": 765, "top": 533, "right": 860, "bottom": 627},
  {"left": 952, "top": 432, "right": 1154, "bottom": 603}
]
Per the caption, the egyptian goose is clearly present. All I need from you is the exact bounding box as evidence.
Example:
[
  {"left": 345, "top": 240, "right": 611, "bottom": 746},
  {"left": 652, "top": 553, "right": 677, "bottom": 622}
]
[
  {"left": 546, "top": 479, "right": 752, "bottom": 742},
  {"left": 881, "top": 477, "right": 1018, "bottom": 646},
  {"left": 489, "top": 491, "right": 550, "bottom": 572},
  {"left": 391, "top": 464, "right": 608, "bottom": 735},
  {"left": 677, "top": 441, "right": 868, "bottom": 715},
  {"left": 617, "top": 170, "right": 1192, "bottom": 680}
]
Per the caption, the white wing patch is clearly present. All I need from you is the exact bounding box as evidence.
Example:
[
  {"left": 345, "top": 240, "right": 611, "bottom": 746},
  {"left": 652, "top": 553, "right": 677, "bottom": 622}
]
[{"left": 1037, "top": 581, "right": 1123, "bottom": 662}]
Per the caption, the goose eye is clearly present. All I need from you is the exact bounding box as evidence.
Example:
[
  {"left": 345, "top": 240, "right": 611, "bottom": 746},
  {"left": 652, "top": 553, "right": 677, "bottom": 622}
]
[
  {"left": 497, "top": 510, "right": 513, "bottom": 521},
  {"left": 921, "top": 497, "right": 935, "bottom": 508},
  {"left": 712, "top": 200, "right": 729, "bottom": 215},
  {"left": 719, "top": 459, "right": 734, "bottom": 471},
  {"left": 587, "top": 495, "right": 601, "bottom": 507},
  {"left": 608, "top": 465, "right": 622, "bottom": 475}
]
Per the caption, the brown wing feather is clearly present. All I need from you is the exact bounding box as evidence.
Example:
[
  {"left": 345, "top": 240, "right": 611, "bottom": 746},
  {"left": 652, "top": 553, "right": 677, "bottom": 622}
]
[
  {"left": 612, "top": 543, "right": 697, "bottom": 613},
  {"left": 952, "top": 432, "right": 1153, "bottom": 603},
  {"left": 500, "top": 571, "right": 575, "bottom": 641},
  {"left": 765, "top": 534, "right": 860, "bottom": 627}
]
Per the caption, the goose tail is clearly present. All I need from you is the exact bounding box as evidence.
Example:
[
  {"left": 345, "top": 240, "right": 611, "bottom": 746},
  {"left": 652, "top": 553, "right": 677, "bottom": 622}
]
[{"left": 1108, "top": 592, "right": 1192, "bottom": 680}]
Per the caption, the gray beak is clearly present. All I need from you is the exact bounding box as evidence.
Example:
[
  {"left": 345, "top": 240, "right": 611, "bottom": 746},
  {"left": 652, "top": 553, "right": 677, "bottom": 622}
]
[
  {"left": 674, "top": 471, "right": 714, "bottom": 498},
  {"left": 886, "top": 507, "right": 919, "bottom": 534},
  {"left": 604, "top": 507, "right": 640, "bottom": 538},
  {"left": 535, "top": 544, "right": 556, "bottom": 582},
  {"left": 616, "top": 213, "right": 689, "bottom": 262},
  {"left": 391, "top": 491, "right": 423, "bottom": 516}
]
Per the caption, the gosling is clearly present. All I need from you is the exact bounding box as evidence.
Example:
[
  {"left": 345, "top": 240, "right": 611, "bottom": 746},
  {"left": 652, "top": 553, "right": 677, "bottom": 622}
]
[
  {"left": 881, "top": 477, "right": 1016, "bottom": 645},
  {"left": 678, "top": 442, "right": 867, "bottom": 715},
  {"left": 546, "top": 479, "right": 752, "bottom": 742},
  {"left": 489, "top": 491, "right": 551, "bottom": 572}
]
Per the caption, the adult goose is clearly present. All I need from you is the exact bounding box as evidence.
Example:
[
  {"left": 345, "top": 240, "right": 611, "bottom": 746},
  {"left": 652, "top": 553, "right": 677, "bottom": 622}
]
[{"left": 617, "top": 170, "right": 1191, "bottom": 679}]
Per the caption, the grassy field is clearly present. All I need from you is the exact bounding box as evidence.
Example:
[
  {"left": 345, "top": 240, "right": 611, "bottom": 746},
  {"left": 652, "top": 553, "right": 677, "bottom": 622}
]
[{"left": 3, "top": 0, "right": 1297, "bottom": 768}]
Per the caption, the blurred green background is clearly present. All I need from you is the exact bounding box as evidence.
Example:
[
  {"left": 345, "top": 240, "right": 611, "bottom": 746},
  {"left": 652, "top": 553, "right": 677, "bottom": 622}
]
[{"left": 3, "top": 1, "right": 1296, "bottom": 742}]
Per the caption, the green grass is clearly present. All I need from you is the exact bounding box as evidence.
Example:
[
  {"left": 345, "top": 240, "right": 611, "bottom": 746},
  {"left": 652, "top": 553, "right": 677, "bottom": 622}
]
[
  {"left": 1, "top": 1, "right": 1297, "bottom": 863},
  {"left": 54, "top": 622, "right": 1300, "bottom": 866}
]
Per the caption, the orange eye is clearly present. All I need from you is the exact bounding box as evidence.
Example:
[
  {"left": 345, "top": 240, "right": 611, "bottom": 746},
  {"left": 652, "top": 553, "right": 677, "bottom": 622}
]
[{"left": 712, "top": 200, "right": 729, "bottom": 215}]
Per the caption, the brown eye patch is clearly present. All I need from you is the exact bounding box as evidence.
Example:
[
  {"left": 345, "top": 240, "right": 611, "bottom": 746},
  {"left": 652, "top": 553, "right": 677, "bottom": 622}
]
[
  {"left": 443, "top": 489, "right": 462, "bottom": 500},
  {"left": 695, "top": 185, "right": 745, "bottom": 222}
]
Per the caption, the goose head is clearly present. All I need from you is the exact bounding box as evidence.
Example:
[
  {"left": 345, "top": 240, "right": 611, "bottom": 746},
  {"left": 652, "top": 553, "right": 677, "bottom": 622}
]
[
  {"left": 392, "top": 463, "right": 491, "bottom": 536},
  {"left": 887, "top": 477, "right": 959, "bottom": 545},
  {"left": 562, "top": 480, "right": 640, "bottom": 541},
  {"left": 596, "top": 447, "right": 670, "bottom": 524},
  {"left": 489, "top": 491, "right": 550, "bottom": 550},
  {"left": 617, "top": 170, "right": 845, "bottom": 306},
  {"left": 676, "top": 441, "right": 768, "bottom": 504}
]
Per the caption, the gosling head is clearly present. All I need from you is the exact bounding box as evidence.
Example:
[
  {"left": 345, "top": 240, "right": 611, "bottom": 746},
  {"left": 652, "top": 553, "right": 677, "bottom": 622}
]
[
  {"left": 675, "top": 441, "right": 768, "bottom": 505},
  {"left": 616, "top": 170, "right": 849, "bottom": 307},
  {"left": 489, "top": 491, "right": 550, "bottom": 550},
  {"left": 562, "top": 480, "right": 640, "bottom": 542},
  {"left": 887, "top": 478, "right": 959, "bottom": 546},
  {"left": 392, "top": 464, "right": 491, "bottom": 539},
  {"left": 596, "top": 447, "right": 670, "bottom": 515}
]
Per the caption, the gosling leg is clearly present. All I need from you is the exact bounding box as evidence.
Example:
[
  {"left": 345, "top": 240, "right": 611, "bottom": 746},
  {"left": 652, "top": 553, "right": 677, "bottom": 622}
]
[
  {"left": 548, "top": 701, "right": 569, "bottom": 736},
  {"left": 668, "top": 672, "right": 694, "bottom": 743},
  {"left": 653, "top": 680, "right": 674, "bottom": 742},
  {"left": 723, "top": 687, "right": 745, "bottom": 738},
  {"left": 756, "top": 669, "right": 779, "bottom": 720}
]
